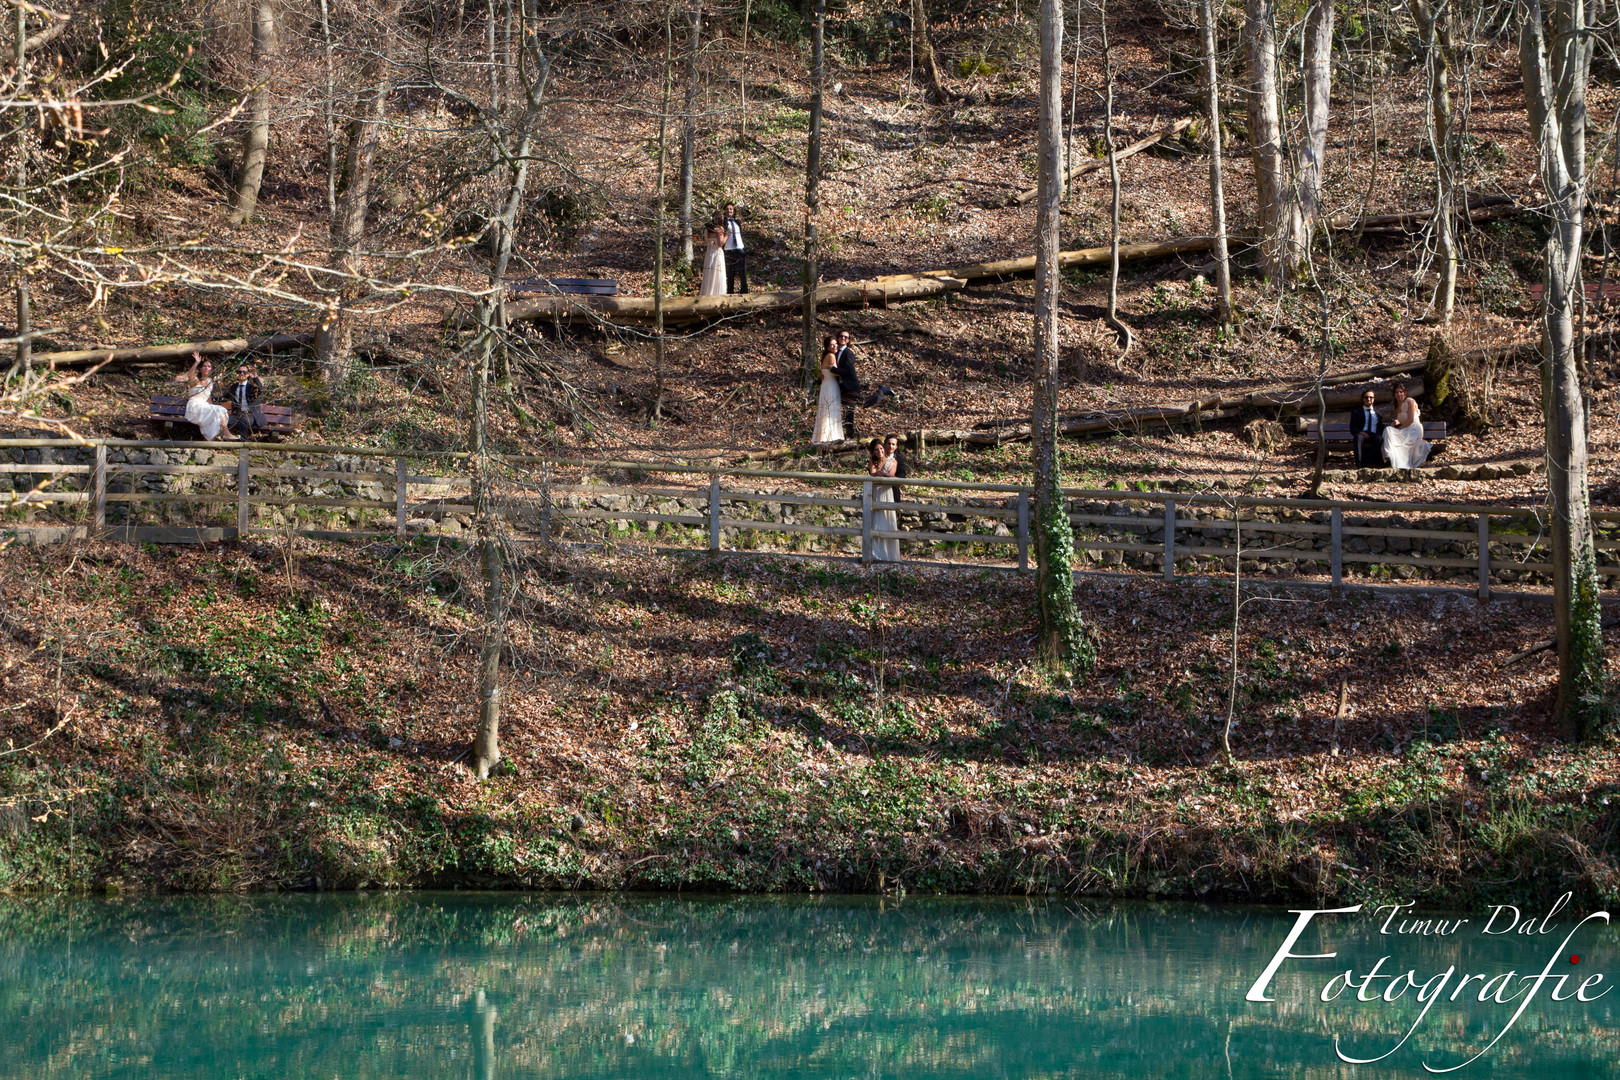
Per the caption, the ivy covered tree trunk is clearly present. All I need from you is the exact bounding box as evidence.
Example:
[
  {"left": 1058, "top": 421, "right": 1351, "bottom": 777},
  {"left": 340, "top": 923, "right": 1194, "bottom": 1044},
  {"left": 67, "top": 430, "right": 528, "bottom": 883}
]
[
  {"left": 1244, "top": 0, "right": 1304, "bottom": 279},
  {"left": 1521, "top": 0, "right": 1608, "bottom": 734},
  {"left": 1032, "top": 0, "right": 1090, "bottom": 679}
]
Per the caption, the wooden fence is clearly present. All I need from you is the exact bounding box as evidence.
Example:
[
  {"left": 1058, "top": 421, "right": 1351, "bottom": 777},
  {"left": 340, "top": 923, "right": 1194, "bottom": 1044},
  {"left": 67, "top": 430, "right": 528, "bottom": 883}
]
[{"left": 4, "top": 437, "right": 1619, "bottom": 599}]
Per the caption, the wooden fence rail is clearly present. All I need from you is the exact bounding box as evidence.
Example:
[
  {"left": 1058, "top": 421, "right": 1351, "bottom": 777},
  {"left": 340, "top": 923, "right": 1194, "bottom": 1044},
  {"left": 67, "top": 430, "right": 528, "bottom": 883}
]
[{"left": 3, "top": 438, "right": 1619, "bottom": 599}]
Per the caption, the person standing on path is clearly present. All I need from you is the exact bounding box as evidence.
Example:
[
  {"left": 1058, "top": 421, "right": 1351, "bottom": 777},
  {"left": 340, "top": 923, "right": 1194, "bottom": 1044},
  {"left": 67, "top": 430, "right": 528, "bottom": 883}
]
[{"left": 722, "top": 203, "right": 748, "bottom": 294}]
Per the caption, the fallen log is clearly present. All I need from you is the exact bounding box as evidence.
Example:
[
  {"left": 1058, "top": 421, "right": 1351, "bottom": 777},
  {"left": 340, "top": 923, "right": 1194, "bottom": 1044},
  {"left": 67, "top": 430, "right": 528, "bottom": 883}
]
[
  {"left": 933, "top": 235, "right": 1215, "bottom": 283},
  {"left": 1326, "top": 195, "right": 1529, "bottom": 233},
  {"left": 502, "top": 273, "right": 968, "bottom": 327},
  {"left": 34, "top": 333, "right": 315, "bottom": 369},
  {"left": 1007, "top": 119, "right": 1195, "bottom": 207}
]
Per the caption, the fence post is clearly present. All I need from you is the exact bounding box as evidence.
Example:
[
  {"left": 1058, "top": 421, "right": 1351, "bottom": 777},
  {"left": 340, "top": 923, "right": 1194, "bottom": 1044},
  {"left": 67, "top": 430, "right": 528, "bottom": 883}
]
[
  {"left": 1477, "top": 514, "right": 1491, "bottom": 601},
  {"left": 236, "top": 449, "right": 250, "bottom": 538},
  {"left": 1162, "top": 498, "right": 1176, "bottom": 581},
  {"left": 92, "top": 443, "right": 106, "bottom": 532},
  {"left": 1017, "top": 491, "right": 1030, "bottom": 572},
  {"left": 708, "top": 472, "right": 721, "bottom": 553},
  {"left": 861, "top": 480, "right": 874, "bottom": 565},
  {"left": 1330, "top": 507, "right": 1343, "bottom": 593},
  {"left": 395, "top": 457, "right": 407, "bottom": 538}
]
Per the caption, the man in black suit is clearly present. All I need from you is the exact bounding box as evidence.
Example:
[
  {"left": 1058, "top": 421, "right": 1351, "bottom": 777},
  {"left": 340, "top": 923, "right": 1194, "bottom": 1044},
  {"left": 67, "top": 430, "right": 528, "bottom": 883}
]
[
  {"left": 227, "top": 364, "right": 268, "bottom": 438},
  {"left": 884, "top": 433, "right": 907, "bottom": 502},
  {"left": 1351, "top": 388, "right": 1387, "bottom": 467},
  {"left": 834, "top": 329, "right": 898, "bottom": 437}
]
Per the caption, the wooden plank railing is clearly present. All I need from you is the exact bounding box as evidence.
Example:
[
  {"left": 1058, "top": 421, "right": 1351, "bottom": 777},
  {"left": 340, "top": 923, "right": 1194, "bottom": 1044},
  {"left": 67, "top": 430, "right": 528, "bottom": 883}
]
[{"left": 3, "top": 437, "right": 1618, "bottom": 599}]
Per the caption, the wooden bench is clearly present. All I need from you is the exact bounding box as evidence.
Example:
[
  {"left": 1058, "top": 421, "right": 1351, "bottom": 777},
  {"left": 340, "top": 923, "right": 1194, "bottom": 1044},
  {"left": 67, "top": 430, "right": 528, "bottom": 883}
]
[
  {"left": 507, "top": 276, "right": 619, "bottom": 297},
  {"left": 1528, "top": 281, "right": 1620, "bottom": 306},
  {"left": 1304, "top": 418, "right": 1448, "bottom": 454},
  {"left": 149, "top": 395, "right": 296, "bottom": 437}
]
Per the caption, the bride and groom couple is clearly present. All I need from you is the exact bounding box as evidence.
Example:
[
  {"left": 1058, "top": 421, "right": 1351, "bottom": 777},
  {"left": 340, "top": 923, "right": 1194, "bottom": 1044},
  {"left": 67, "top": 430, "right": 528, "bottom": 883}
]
[
  {"left": 812, "top": 329, "right": 896, "bottom": 445},
  {"left": 1352, "top": 380, "right": 1433, "bottom": 470}
]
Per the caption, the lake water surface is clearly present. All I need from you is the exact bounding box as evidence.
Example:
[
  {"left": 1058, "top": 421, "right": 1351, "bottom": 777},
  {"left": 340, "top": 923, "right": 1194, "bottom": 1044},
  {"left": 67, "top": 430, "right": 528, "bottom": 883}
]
[{"left": 0, "top": 894, "right": 1614, "bottom": 1078}]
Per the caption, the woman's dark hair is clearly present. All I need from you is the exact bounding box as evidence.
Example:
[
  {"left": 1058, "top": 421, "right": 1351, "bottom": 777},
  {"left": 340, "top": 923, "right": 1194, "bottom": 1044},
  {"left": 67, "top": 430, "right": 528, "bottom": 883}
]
[
  {"left": 1391, "top": 379, "right": 1408, "bottom": 395},
  {"left": 823, "top": 334, "right": 837, "bottom": 352},
  {"left": 868, "top": 438, "right": 884, "bottom": 457}
]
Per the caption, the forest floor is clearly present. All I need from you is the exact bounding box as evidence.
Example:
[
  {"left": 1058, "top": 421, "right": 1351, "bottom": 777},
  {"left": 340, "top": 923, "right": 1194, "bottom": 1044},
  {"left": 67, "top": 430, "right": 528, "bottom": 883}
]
[
  {"left": 4, "top": 8, "right": 1620, "bottom": 899},
  {"left": 1, "top": 536, "right": 1617, "bottom": 902}
]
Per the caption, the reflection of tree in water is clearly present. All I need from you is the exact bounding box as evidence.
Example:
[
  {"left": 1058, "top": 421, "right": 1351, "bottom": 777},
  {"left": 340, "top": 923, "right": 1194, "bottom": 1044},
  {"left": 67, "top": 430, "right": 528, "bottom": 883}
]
[{"left": 0, "top": 896, "right": 1614, "bottom": 1079}]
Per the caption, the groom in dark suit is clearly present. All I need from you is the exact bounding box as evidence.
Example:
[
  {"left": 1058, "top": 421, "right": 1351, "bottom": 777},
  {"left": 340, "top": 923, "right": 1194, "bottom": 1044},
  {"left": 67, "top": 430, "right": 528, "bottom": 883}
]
[
  {"left": 1351, "top": 388, "right": 1388, "bottom": 467},
  {"left": 834, "top": 329, "right": 897, "bottom": 437}
]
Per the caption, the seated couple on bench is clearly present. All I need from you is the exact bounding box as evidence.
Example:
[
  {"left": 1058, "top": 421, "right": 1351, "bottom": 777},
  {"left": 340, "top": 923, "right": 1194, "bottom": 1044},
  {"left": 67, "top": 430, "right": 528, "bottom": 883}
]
[
  {"left": 167, "top": 353, "right": 281, "bottom": 441},
  {"left": 1349, "top": 380, "right": 1434, "bottom": 469}
]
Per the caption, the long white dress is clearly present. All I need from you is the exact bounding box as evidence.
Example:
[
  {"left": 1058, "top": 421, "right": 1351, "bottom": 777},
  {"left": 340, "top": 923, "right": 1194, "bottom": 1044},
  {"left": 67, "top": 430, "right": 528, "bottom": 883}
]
[
  {"left": 812, "top": 365, "right": 844, "bottom": 444},
  {"left": 699, "top": 239, "right": 727, "bottom": 296},
  {"left": 1382, "top": 399, "right": 1432, "bottom": 469},
  {"left": 183, "top": 379, "right": 231, "bottom": 441},
  {"left": 871, "top": 460, "right": 901, "bottom": 563}
]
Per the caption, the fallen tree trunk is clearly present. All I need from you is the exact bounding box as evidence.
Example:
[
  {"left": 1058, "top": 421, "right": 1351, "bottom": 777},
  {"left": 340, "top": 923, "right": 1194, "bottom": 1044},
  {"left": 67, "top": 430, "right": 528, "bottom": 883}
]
[
  {"left": 1007, "top": 119, "right": 1195, "bottom": 206},
  {"left": 1326, "top": 195, "right": 1527, "bottom": 233},
  {"left": 35, "top": 333, "right": 314, "bottom": 369},
  {"left": 931, "top": 235, "right": 1215, "bottom": 283},
  {"left": 502, "top": 273, "right": 967, "bottom": 327}
]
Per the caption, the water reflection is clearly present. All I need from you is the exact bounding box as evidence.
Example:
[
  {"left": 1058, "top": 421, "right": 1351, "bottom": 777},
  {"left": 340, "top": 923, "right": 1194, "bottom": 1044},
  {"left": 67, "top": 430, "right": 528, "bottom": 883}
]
[{"left": 0, "top": 894, "right": 1613, "bottom": 1079}]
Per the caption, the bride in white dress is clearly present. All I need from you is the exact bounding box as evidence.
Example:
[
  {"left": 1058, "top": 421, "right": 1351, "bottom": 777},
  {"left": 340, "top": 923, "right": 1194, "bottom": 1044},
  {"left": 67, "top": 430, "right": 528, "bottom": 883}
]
[
  {"left": 1381, "top": 380, "right": 1431, "bottom": 470},
  {"left": 867, "top": 439, "right": 901, "bottom": 562},
  {"left": 812, "top": 335, "right": 843, "bottom": 444},
  {"left": 179, "top": 354, "right": 237, "bottom": 441},
  {"left": 698, "top": 223, "right": 727, "bottom": 297}
]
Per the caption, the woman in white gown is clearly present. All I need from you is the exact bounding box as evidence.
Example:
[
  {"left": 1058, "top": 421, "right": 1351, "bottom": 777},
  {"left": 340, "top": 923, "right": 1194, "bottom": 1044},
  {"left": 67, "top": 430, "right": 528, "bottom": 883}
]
[
  {"left": 867, "top": 439, "right": 901, "bottom": 563},
  {"left": 1381, "top": 379, "right": 1431, "bottom": 470},
  {"left": 812, "top": 335, "right": 844, "bottom": 444},
  {"left": 179, "top": 353, "right": 237, "bottom": 441},
  {"left": 698, "top": 223, "right": 727, "bottom": 297}
]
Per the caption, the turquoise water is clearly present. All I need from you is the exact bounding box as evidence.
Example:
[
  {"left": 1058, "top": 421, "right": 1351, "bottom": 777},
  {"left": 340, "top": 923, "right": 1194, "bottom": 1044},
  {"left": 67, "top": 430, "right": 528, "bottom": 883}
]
[{"left": 0, "top": 894, "right": 1614, "bottom": 1078}]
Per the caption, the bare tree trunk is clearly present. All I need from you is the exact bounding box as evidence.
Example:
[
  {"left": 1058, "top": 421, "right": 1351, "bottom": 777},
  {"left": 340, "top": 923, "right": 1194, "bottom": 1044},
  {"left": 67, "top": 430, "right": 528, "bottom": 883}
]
[
  {"left": 230, "top": 0, "right": 278, "bottom": 225},
  {"left": 678, "top": 2, "right": 703, "bottom": 266},
  {"left": 912, "top": 0, "right": 951, "bottom": 103},
  {"left": 469, "top": 310, "right": 505, "bottom": 779},
  {"left": 1244, "top": 0, "right": 1303, "bottom": 279},
  {"left": 319, "top": 0, "right": 338, "bottom": 216},
  {"left": 1298, "top": 0, "right": 1333, "bottom": 235},
  {"left": 1033, "top": 0, "right": 1090, "bottom": 680},
  {"left": 1521, "top": 0, "right": 1608, "bottom": 734},
  {"left": 1065, "top": 0, "right": 1080, "bottom": 202},
  {"left": 1200, "top": 0, "right": 1231, "bottom": 323},
  {"left": 314, "top": 9, "right": 398, "bottom": 389},
  {"left": 739, "top": 0, "right": 751, "bottom": 136},
  {"left": 485, "top": 0, "right": 500, "bottom": 115},
  {"left": 1100, "top": 1, "right": 1131, "bottom": 354},
  {"left": 801, "top": 0, "right": 824, "bottom": 390},
  {"left": 654, "top": 3, "right": 675, "bottom": 421},
  {"left": 11, "top": 3, "right": 24, "bottom": 187},
  {"left": 6, "top": 274, "right": 29, "bottom": 385},
  {"left": 1411, "top": 0, "right": 1458, "bottom": 321}
]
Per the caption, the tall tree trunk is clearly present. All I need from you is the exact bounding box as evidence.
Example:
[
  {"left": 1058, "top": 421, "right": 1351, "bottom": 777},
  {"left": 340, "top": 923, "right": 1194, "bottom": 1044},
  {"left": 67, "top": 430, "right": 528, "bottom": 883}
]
[
  {"left": 1411, "top": 0, "right": 1458, "bottom": 321},
  {"left": 1199, "top": 0, "right": 1231, "bottom": 323},
  {"left": 912, "top": 0, "right": 951, "bottom": 103},
  {"left": 1033, "top": 0, "right": 1090, "bottom": 680},
  {"left": 11, "top": 3, "right": 24, "bottom": 187},
  {"left": 319, "top": 0, "right": 338, "bottom": 216},
  {"left": 1065, "top": 0, "right": 1080, "bottom": 202},
  {"left": 314, "top": 10, "right": 398, "bottom": 389},
  {"left": 230, "top": 0, "right": 278, "bottom": 225},
  {"left": 801, "top": 0, "right": 824, "bottom": 390},
  {"left": 654, "top": 3, "right": 675, "bottom": 421},
  {"left": 1521, "top": 0, "right": 1607, "bottom": 735},
  {"left": 1298, "top": 0, "right": 1333, "bottom": 235},
  {"left": 469, "top": 308, "right": 506, "bottom": 779},
  {"left": 1100, "top": 1, "right": 1131, "bottom": 355},
  {"left": 678, "top": 2, "right": 703, "bottom": 266},
  {"left": 1244, "top": 0, "right": 1303, "bottom": 279},
  {"left": 6, "top": 273, "right": 29, "bottom": 385},
  {"left": 739, "top": 0, "right": 751, "bottom": 136}
]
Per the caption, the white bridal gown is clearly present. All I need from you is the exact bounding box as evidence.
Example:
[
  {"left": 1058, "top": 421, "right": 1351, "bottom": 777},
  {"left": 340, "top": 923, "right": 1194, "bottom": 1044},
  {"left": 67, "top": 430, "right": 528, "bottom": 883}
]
[
  {"left": 1382, "top": 400, "right": 1432, "bottom": 469},
  {"left": 812, "top": 366, "right": 843, "bottom": 444},
  {"left": 184, "top": 379, "right": 231, "bottom": 441},
  {"left": 872, "top": 462, "right": 901, "bottom": 562},
  {"left": 699, "top": 239, "right": 727, "bottom": 297}
]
